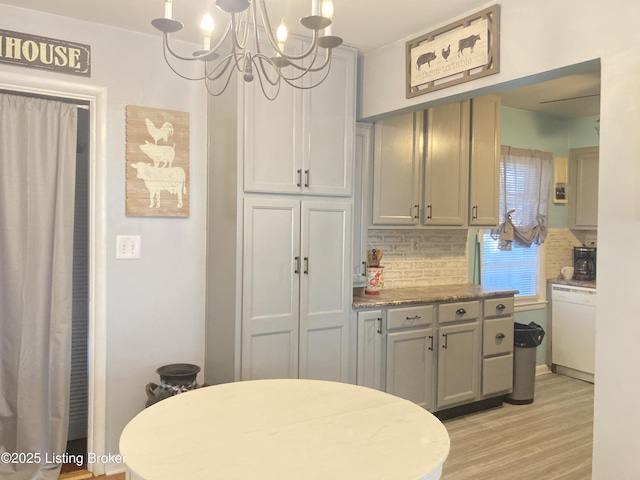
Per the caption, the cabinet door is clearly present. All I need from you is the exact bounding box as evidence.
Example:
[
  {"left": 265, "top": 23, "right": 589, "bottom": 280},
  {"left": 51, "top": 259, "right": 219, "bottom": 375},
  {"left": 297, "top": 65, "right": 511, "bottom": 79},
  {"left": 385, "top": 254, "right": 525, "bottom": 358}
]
[
  {"left": 423, "top": 101, "right": 469, "bottom": 226},
  {"left": 298, "top": 200, "right": 351, "bottom": 382},
  {"left": 357, "top": 310, "right": 384, "bottom": 390},
  {"left": 353, "top": 123, "right": 373, "bottom": 286},
  {"left": 244, "top": 39, "right": 304, "bottom": 194},
  {"left": 372, "top": 112, "right": 421, "bottom": 225},
  {"left": 242, "top": 197, "right": 300, "bottom": 380},
  {"left": 386, "top": 328, "right": 434, "bottom": 409},
  {"left": 569, "top": 147, "right": 599, "bottom": 229},
  {"left": 437, "top": 321, "right": 481, "bottom": 408},
  {"left": 304, "top": 46, "right": 356, "bottom": 196},
  {"left": 469, "top": 95, "right": 501, "bottom": 226}
]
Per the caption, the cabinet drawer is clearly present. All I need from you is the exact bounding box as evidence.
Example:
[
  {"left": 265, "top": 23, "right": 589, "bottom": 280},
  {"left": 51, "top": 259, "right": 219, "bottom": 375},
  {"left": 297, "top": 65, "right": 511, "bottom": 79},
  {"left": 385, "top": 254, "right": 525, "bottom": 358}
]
[
  {"left": 387, "top": 305, "right": 434, "bottom": 331},
  {"left": 438, "top": 301, "right": 480, "bottom": 324},
  {"left": 482, "top": 354, "right": 513, "bottom": 395},
  {"left": 483, "top": 317, "right": 514, "bottom": 356},
  {"left": 484, "top": 296, "right": 515, "bottom": 318}
]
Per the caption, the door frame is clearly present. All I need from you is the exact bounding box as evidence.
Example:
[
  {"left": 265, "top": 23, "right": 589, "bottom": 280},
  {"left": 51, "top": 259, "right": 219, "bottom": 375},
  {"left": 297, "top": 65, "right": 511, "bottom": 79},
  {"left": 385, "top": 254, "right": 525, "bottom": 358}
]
[{"left": 0, "top": 71, "right": 109, "bottom": 475}]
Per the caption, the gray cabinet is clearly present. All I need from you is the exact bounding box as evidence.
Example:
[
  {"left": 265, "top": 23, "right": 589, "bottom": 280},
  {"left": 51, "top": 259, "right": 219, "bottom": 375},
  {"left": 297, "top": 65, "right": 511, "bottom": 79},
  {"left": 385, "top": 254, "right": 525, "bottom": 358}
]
[
  {"left": 482, "top": 297, "right": 514, "bottom": 395},
  {"left": 372, "top": 112, "right": 422, "bottom": 225},
  {"left": 569, "top": 146, "right": 599, "bottom": 230},
  {"left": 423, "top": 101, "right": 470, "bottom": 226},
  {"left": 437, "top": 301, "right": 481, "bottom": 408},
  {"left": 385, "top": 305, "right": 435, "bottom": 409},
  {"left": 469, "top": 94, "right": 501, "bottom": 226},
  {"left": 353, "top": 123, "right": 373, "bottom": 286},
  {"left": 370, "top": 96, "right": 500, "bottom": 228},
  {"left": 356, "top": 309, "right": 384, "bottom": 391},
  {"left": 355, "top": 293, "right": 515, "bottom": 413}
]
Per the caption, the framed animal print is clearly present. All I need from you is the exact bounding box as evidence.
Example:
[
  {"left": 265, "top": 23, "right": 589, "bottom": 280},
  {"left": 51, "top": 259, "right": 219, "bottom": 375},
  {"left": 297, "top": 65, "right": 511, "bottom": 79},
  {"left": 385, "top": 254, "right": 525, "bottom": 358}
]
[
  {"left": 406, "top": 5, "right": 500, "bottom": 98},
  {"left": 125, "top": 105, "right": 190, "bottom": 217}
]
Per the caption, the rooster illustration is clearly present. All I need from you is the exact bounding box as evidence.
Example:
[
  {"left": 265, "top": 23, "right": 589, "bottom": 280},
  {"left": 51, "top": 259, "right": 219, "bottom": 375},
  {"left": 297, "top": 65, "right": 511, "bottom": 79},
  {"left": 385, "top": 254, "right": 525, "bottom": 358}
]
[
  {"left": 145, "top": 118, "right": 174, "bottom": 144},
  {"left": 442, "top": 44, "right": 451, "bottom": 62}
]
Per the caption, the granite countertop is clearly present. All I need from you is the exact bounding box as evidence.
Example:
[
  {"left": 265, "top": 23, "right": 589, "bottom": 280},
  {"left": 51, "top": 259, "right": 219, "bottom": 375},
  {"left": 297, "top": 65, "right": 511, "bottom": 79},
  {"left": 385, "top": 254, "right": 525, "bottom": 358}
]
[
  {"left": 353, "top": 284, "right": 519, "bottom": 309},
  {"left": 547, "top": 278, "right": 597, "bottom": 289}
]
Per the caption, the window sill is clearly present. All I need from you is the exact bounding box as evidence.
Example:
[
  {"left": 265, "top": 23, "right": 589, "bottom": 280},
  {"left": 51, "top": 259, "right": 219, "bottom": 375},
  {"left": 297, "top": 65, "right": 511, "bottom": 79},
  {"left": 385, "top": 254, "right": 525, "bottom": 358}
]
[{"left": 515, "top": 300, "right": 548, "bottom": 312}]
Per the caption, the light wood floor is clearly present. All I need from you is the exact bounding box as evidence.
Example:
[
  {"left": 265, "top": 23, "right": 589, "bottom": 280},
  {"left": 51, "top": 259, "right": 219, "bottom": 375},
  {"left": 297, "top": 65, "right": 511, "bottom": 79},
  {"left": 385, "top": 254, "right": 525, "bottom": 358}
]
[{"left": 441, "top": 373, "right": 594, "bottom": 480}]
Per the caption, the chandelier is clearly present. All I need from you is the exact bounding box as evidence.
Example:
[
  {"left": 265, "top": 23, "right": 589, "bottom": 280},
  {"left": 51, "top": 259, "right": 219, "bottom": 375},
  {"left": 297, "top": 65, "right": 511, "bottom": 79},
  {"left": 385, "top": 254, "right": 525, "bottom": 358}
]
[{"left": 152, "top": 0, "right": 342, "bottom": 100}]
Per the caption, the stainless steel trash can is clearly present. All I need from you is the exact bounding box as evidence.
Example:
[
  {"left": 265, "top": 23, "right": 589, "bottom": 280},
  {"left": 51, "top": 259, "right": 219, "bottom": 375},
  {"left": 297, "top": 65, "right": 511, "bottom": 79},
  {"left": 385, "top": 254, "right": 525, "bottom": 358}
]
[{"left": 505, "top": 322, "right": 545, "bottom": 405}]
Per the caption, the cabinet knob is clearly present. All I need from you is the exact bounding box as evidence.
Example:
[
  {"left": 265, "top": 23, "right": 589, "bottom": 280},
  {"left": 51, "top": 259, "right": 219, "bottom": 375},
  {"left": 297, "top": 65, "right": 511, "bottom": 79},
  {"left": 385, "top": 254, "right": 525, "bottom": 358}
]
[
  {"left": 496, "top": 303, "right": 506, "bottom": 311},
  {"left": 496, "top": 333, "right": 505, "bottom": 341},
  {"left": 456, "top": 308, "right": 467, "bottom": 316}
]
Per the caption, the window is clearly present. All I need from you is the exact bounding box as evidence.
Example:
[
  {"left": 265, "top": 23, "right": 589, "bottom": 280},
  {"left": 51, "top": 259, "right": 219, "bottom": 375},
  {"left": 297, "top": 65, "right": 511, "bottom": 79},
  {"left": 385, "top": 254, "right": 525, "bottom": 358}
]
[
  {"left": 481, "top": 230, "right": 545, "bottom": 305},
  {"left": 481, "top": 147, "right": 551, "bottom": 307}
]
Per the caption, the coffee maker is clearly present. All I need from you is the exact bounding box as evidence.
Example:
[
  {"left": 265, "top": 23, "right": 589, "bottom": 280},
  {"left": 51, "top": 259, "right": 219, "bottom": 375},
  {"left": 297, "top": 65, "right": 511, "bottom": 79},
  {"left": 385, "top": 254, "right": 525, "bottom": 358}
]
[{"left": 573, "top": 246, "right": 596, "bottom": 281}]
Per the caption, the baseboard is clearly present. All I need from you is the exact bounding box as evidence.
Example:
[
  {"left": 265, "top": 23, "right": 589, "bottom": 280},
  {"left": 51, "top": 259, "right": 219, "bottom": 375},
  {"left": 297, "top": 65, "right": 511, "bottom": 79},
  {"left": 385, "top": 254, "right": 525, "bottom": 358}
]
[{"left": 536, "top": 364, "right": 552, "bottom": 376}]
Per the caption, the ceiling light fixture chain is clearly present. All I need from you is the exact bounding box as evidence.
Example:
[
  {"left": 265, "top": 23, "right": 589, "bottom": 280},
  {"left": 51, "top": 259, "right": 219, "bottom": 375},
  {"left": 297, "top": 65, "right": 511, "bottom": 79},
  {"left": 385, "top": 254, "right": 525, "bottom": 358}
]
[{"left": 152, "top": 0, "right": 342, "bottom": 100}]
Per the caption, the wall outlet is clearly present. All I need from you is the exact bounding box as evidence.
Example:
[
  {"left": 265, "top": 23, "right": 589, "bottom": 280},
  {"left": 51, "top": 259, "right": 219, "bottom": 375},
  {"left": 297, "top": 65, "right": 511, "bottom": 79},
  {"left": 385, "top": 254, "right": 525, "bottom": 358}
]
[
  {"left": 584, "top": 233, "right": 597, "bottom": 248},
  {"left": 116, "top": 235, "right": 141, "bottom": 259},
  {"left": 411, "top": 237, "right": 420, "bottom": 252}
]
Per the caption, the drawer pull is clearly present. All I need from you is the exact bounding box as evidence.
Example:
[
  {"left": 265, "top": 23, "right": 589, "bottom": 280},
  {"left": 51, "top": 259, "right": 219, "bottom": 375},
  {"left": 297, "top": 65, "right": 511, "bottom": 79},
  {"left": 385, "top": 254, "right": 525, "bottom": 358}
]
[
  {"left": 428, "top": 335, "right": 434, "bottom": 351},
  {"left": 406, "top": 315, "right": 422, "bottom": 321},
  {"left": 456, "top": 308, "right": 467, "bottom": 316},
  {"left": 442, "top": 333, "right": 448, "bottom": 349},
  {"left": 496, "top": 333, "right": 506, "bottom": 341},
  {"left": 496, "top": 304, "right": 506, "bottom": 311},
  {"left": 377, "top": 317, "right": 382, "bottom": 334}
]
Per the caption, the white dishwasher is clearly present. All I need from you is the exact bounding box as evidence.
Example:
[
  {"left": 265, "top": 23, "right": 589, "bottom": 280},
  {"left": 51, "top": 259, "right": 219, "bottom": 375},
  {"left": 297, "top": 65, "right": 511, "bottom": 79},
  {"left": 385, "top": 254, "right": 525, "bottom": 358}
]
[{"left": 551, "top": 284, "right": 596, "bottom": 382}]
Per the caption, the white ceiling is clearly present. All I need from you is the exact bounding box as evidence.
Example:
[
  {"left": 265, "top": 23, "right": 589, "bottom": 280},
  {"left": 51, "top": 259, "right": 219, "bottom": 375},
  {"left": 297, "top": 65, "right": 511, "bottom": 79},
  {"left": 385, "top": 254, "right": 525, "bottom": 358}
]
[{"left": 0, "top": 0, "right": 600, "bottom": 118}]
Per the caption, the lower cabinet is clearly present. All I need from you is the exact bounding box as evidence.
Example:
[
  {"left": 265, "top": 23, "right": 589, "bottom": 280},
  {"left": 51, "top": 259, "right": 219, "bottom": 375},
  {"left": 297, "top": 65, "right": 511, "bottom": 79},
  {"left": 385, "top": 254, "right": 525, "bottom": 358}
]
[
  {"left": 356, "top": 295, "right": 515, "bottom": 413},
  {"left": 386, "top": 327, "right": 434, "bottom": 410},
  {"left": 437, "top": 321, "right": 481, "bottom": 409}
]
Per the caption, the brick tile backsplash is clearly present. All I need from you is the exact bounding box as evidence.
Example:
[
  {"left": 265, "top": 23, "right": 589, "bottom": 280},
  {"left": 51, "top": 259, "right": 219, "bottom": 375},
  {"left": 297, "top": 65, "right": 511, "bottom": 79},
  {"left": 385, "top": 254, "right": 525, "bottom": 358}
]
[
  {"left": 365, "top": 227, "right": 592, "bottom": 288},
  {"left": 367, "top": 229, "right": 469, "bottom": 288}
]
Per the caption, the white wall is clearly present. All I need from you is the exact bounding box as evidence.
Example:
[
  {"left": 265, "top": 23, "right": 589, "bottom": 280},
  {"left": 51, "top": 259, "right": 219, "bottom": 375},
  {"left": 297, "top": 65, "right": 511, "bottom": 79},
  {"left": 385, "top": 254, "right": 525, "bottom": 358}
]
[
  {"left": 362, "top": 1, "right": 640, "bottom": 477},
  {"left": 0, "top": 5, "right": 207, "bottom": 474}
]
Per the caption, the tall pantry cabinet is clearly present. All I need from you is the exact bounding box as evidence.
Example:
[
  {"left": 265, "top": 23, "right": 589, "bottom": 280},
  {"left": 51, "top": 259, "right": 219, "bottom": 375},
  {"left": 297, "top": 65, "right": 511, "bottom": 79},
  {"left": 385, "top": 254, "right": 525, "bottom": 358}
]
[{"left": 205, "top": 40, "right": 357, "bottom": 386}]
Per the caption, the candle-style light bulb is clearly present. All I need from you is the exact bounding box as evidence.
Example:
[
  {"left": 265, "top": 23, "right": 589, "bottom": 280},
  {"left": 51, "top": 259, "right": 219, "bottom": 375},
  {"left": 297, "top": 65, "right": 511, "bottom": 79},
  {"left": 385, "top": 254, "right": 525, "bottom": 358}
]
[
  {"left": 322, "top": 0, "right": 334, "bottom": 35},
  {"left": 200, "top": 13, "right": 215, "bottom": 51},
  {"left": 311, "top": 0, "right": 320, "bottom": 16},
  {"left": 277, "top": 19, "right": 288, "bottom": 52},
  {"left": 164, "top": 0, "right": 173, "bottom": 19}
]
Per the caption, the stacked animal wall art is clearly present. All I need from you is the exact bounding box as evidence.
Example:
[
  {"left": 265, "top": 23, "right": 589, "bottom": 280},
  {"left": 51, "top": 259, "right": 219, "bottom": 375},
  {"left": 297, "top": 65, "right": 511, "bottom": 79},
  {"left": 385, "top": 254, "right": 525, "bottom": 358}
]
[{"left": 126, "top": 105, "right": 190, "bottom": 217}]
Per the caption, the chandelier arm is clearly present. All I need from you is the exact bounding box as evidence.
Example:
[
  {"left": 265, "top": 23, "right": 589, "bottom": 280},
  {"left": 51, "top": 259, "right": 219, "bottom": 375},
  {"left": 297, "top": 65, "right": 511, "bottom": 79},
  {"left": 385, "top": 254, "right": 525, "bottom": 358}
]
[
  {"left": 281, "top": 56, "right": 332, "bottom": 90},
  {"left": 231, "top": 10, "right": 250, "bottom": 52},
  {"left": 204, "top": 54, "right": 239, "bottom": 82},
  {"left": 281, "top": 51, "right": 332, "bottom": 77},
  {"left": 252, "top": 54, "right": 283, "bottom": 87},
  {"left": 162, "top": 42, "right": 215, "bottom": 81},
  {"left": 253, "top": 65, "right": 281, "bottom": 101},
  {"left": 257, "top": 0, "right": 322, "bottom": 61},
  {"left": 204, "top": 61, "right": 239, "bottom": 96}
]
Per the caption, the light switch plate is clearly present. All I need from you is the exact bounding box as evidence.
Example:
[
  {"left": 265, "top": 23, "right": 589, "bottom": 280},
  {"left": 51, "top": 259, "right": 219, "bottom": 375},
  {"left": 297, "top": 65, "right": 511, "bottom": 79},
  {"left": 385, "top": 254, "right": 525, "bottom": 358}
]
[{"left": 116, "top": 235, "right": 141, "bottom": 259}]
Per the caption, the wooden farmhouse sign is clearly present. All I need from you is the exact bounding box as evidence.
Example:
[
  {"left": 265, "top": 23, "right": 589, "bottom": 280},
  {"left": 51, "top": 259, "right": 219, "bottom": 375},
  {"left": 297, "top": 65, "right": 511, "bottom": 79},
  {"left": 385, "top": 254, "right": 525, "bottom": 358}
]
[
  {"left": 126, "top": 105, "right": 190, "bottom": 217},
  {"left": 406, "top": 5, "right": 500, "bottom": 98},
  {"left": 0, "top": 29, "right": 91, "bottom": 77}
]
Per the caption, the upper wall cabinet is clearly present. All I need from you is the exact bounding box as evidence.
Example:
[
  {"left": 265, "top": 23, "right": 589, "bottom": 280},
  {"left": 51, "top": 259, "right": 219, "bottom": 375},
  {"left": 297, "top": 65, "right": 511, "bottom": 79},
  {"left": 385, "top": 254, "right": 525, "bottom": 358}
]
[
  {"left": 244, "top": 41, "right": 356, "bottom": 196},
  {"left": 370, "top": 95, "right": 500, "bottom": 228},
  {"left": 569, "top": 146, "right": 599, "bottom": 230},
  {"left": 372, "top": 112, "right": 422, "bottom": 225},
  {"left": 469, "top": 94, "right": 501, "bottom": 227}
]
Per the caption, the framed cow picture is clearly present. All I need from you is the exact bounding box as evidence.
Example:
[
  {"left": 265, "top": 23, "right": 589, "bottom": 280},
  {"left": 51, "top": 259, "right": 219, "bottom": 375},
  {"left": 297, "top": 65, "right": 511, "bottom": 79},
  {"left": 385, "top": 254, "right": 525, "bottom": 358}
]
[
  {"left": 125, "top": 105, "right": 190, "bottom": 217},
  {"left": 406, "top": 4, "right": 500, "bottom": 98}
]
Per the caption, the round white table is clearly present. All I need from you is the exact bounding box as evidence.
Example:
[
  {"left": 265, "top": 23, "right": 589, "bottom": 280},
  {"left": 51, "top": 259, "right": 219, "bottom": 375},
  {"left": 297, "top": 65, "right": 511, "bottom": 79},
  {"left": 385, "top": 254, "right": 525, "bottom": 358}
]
[{"left": 120, "top": 379, "right": 450, "bottom": 480}]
